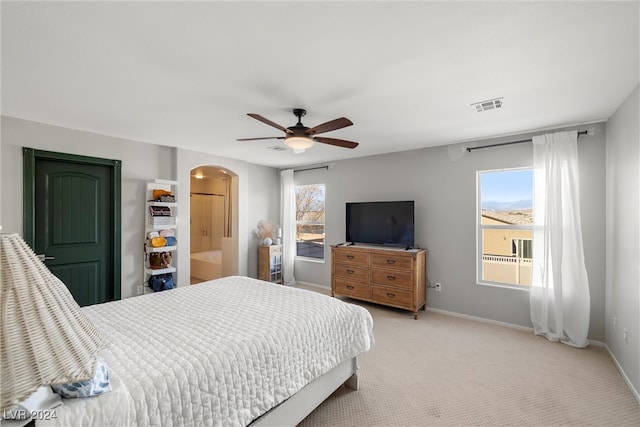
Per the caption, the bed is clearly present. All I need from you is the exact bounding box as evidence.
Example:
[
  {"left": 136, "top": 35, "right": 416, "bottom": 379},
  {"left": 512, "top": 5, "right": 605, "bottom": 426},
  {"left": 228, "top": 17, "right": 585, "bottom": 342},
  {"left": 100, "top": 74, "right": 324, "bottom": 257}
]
[
  {"left": 38, "top": 276, "right": 374, "bottom": 426},
  {"left": 190, "top": 250, "right": 222, "bottom": 281}
]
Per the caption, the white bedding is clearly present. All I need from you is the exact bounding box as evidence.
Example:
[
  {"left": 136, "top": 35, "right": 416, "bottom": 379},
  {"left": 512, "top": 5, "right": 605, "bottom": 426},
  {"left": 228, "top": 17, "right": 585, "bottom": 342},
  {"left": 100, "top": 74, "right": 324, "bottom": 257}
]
[{"left": 39, "top": 276, "right": 374, "bottom": 427}]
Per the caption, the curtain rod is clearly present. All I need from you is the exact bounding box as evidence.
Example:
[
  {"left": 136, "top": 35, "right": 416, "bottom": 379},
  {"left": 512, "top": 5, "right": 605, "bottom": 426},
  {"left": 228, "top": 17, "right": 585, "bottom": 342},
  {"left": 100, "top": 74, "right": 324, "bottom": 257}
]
[
  {"left": 293, "top": 165, "right": 329, "bottom": 173},
  {"left": 466, "top": 130, "right": 590, "bottom": 152}
]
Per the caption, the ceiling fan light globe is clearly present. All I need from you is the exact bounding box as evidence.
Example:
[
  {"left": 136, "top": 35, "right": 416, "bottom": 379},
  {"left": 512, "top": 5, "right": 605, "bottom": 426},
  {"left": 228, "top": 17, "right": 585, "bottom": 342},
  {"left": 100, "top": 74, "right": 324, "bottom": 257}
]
[{"left": 284, "top": 136, "right": 314, "bottom": 152}]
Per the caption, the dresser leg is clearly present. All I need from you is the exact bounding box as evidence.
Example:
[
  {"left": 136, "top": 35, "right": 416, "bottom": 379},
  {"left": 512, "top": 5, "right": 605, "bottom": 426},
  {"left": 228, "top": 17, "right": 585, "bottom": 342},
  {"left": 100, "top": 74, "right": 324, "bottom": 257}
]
[{"left": 413, "top": 311, "right": 418, "bottom": 320}]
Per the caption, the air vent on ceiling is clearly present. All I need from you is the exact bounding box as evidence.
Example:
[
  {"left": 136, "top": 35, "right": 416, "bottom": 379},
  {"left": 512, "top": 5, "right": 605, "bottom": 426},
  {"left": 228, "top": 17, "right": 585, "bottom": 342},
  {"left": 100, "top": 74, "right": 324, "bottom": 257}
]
[
  {"left": 471, "top": 97, "right": 504, "bottom": 113},
  {"left": 267, "top": 145, "right": 287, "bottom": 151}
]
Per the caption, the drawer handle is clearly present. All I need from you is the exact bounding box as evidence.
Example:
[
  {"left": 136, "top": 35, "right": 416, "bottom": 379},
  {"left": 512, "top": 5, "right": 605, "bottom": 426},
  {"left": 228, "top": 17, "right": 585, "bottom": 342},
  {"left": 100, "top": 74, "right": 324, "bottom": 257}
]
[
  {"left": 347, "top": 269, "right": 355, "bottom": 274},
  {"left": 386, "top": 275, "right": 396, "bottom": 281},
  {"left": 386, "top": 292, "right": 396, "bottom": 298},
  {"left": 347, "top": 285, "right": 354, "bottom": 290},
  {"left": 386, "top": 259, "right": 396, "bottom": 264},
  {"left": 347, "top": 255, "right": 354, "bottom": 259}
]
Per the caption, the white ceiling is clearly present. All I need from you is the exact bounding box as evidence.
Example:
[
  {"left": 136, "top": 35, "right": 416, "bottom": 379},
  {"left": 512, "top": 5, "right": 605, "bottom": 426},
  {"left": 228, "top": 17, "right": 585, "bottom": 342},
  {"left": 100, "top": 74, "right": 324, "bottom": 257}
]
[{"left": 2, "top": 1, "right": 638, "bottom": 168}]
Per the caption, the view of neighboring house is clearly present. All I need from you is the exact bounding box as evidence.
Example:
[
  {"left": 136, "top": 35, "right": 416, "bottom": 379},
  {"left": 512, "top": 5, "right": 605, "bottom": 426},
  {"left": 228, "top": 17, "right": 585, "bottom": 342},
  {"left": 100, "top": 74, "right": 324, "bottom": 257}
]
[{"left": 481, "top": 210, "right": 533, "bottom": 286}]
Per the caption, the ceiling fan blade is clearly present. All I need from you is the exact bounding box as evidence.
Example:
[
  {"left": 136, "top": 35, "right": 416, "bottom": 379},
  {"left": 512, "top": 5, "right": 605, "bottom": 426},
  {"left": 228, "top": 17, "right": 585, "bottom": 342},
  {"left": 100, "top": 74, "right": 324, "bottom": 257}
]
[
  {"left": 247, "top": 113, "right": 292, "bottom": 134},
  {"left": 306, "top": 117, "right": 353, "bottom": 135},
  {"left": 236, "top": 136, "right": 285, "bottom": 141},
  {"left": 314, "top": 136, "right": 359, "bottom": 149}
]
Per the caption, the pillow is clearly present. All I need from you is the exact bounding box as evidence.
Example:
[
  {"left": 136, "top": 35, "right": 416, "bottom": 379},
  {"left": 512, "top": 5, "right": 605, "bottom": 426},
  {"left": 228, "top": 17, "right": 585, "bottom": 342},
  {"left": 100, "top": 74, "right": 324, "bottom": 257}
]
[{"left": 51, "top": 358, "right": 112, "bottom": 398}]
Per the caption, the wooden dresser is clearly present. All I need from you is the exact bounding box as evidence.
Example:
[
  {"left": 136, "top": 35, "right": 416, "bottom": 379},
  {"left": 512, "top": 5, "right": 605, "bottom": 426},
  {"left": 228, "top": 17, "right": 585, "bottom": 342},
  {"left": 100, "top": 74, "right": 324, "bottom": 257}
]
[{"left": 331, "top": 245, "right": 427, "bottom": 319}]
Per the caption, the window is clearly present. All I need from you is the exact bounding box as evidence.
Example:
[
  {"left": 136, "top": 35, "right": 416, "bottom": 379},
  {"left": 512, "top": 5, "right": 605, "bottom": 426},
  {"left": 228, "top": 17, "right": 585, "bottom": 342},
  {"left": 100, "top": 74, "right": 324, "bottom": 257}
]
[
  {"left": 512, "top": 238, "right": 532, "bottom": 259},
  {"left": 295, "top": 184, "right": 325, "bottom": 260},
  {"left": 477, "top": 168, "right": 533, "bottom": 287}
]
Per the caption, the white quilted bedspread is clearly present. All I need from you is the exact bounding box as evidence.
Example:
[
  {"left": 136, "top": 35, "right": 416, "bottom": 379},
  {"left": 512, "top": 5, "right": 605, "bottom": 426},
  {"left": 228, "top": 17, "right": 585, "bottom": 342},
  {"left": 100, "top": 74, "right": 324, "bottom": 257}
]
[{"left": 40, "top": 276, "right": 374, "bottom": 427}]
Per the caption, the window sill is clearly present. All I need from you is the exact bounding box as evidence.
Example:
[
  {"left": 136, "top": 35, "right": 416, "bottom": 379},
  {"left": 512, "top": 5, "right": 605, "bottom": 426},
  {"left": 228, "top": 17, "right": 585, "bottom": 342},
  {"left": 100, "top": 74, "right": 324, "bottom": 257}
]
[
  {"left": 295, "top": 256, "right": 325, "bottom": 264},
  {"left": 476, "top": 281, "right": 530, "bottom": 291}
]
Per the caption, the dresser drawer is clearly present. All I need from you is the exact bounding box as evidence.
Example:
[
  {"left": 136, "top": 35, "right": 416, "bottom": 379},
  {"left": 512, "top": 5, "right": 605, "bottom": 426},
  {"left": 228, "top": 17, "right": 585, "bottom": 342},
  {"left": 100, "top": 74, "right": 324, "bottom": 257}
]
[
  {"left": 371, "top": 254, "right": 413, "bottom": 270},
  {"left": 371, "top": 269, "right": 413, "bottom": 290},
  {"left": 371, "top": 285, "right": 414, "bottom": 309},
  {"left": 334, "top": 278, "right": 369, "bottom": 299},
  {"left": 269, "top": 245, "right": 282, "bottom": 256},
  {"left": 333, "top": 250, "right": 369, "bottom": 266},
  {"left": 334, "top": 264, "right": 369, "bottom": 282}
]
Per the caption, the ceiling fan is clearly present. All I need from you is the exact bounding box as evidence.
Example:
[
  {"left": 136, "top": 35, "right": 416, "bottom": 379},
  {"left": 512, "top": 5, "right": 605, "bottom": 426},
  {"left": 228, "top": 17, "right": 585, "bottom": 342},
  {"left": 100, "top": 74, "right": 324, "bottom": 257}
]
[{"left": 237, "top": 108, "right": 360, "bottom": 153}]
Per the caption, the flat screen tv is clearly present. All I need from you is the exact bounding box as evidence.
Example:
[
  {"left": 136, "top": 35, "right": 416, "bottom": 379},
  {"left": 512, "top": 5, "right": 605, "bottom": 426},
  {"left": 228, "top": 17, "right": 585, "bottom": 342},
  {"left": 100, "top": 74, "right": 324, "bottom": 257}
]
[{"left": 346, "top": 201, "right": 415, "bottom": 248}]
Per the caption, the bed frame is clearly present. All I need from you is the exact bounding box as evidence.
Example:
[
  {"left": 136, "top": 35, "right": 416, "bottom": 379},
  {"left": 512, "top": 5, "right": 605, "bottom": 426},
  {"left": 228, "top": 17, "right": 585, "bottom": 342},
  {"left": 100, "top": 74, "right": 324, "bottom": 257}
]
[{"left": 251, "top": 357, "right": 359, "bottom": 426}]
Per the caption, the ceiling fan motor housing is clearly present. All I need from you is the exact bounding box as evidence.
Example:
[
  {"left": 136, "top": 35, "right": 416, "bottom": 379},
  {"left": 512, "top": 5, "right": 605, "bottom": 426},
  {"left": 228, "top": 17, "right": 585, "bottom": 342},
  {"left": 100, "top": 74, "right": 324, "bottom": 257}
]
[
  {"left": 287, "top": 125, "right": 310, "bottom": 137},
  {"left": 287, "top": 109, "right": 311, "bottom": 137}
]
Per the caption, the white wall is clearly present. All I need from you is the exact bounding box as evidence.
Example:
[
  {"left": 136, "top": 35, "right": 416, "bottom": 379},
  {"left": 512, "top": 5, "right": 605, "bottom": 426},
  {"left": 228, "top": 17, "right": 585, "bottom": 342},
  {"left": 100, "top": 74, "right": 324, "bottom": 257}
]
[
  {"left": 246, "top": 164, "right": 280, "bottom": 278},
  {"left": 293, "top": 122, "right": 607, "bottom": 341},
  {"left": 605, "top": 84, "right": 639, "bottom": 396}
]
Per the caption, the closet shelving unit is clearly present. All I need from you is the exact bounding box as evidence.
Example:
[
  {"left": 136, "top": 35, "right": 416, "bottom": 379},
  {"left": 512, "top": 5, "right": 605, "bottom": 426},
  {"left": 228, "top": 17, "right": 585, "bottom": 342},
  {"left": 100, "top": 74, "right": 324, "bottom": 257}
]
[{"left": 143, "top": 179, "right": 178, "bottom": 294}]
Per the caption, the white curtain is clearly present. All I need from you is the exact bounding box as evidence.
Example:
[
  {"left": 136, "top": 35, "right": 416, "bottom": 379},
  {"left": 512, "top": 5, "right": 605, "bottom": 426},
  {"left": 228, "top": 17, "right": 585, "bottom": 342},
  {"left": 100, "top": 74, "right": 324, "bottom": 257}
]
[
  {"left": 530, "top": 130, "right": 590, "bottom": 348},
  {"left": 280, "top": 169, "right": 296, "bottom": 286}
]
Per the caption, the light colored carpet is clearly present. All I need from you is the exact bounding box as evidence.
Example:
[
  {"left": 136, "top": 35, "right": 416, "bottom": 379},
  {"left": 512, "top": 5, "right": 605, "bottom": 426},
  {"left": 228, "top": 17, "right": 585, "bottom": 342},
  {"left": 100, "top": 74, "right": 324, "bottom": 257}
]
[{"left": 295, "top": 284, "right": 640, "bottom": 427}]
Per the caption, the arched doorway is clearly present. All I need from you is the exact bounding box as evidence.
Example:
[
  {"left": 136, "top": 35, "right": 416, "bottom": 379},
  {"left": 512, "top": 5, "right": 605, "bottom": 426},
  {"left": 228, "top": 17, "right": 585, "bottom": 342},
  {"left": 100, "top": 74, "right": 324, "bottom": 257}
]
[{"left": 189, "top": 165, "right": 236, "bottom": 284}]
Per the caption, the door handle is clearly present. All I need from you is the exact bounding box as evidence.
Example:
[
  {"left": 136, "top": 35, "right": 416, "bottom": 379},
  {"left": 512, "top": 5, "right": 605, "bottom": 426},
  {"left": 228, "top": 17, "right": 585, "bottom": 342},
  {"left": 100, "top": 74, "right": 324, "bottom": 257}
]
[{"left": 36, "top": 254, "right": 56, "bottom": 261}]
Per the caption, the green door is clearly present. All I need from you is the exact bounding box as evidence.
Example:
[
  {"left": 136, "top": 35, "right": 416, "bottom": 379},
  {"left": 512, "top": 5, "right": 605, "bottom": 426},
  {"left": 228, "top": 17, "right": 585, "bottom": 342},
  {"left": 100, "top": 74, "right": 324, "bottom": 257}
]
[{"left": 23, "top": 149, "right": 121, "bottom": 306}]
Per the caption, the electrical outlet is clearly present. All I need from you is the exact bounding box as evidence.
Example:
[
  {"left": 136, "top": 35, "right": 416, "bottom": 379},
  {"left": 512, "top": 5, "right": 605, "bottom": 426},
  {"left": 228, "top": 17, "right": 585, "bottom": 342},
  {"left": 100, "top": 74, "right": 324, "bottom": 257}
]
[
  {"left": 137, "top": 285, "right": 143, "bottom": 295},
  {"left": 612, "top": 317, "right": 617, "bottom": 330},
  {"left": 435, "top": 282, "right": 442, "bottom": 292},
  {"left": 623, "top": 329, "right": 628, "bottom": 345}
]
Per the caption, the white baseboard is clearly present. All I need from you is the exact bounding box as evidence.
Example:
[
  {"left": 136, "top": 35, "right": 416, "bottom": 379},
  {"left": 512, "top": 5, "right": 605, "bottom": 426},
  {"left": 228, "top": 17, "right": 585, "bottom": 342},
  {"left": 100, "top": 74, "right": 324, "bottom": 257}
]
[
  {"left": 425, "top": 307, "right": 534, "bottom": 333},
  {"left": 604, "top": 344, "right": 640, "bottom": 404},
  {"left": 294, "top": 281, "right": 330, "bottom": 291}
]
